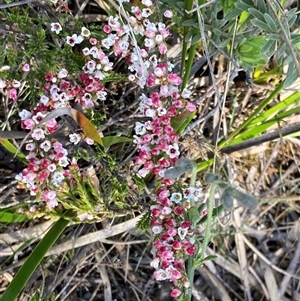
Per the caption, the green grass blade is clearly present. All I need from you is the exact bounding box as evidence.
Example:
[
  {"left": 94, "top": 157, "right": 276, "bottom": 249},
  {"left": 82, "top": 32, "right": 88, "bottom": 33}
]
[
  {"left": 0, "top": 139, "right": 27, "bottom": 164},
  {"left": 180, "top": 0, "right": 194, "bottom": 79},
  {"left": 0, "top": 210, "right": 29, "bottom": 223},
  {"left": 0, "top": 217, "right": 69, "bottom": 301},
  {"left": 219, "top": 82, "right": 284, "bottom": 147},
  {"left": 102, "top": 136, "right": 132, "bottom": 148},
  {"left": 246, "top": 92, "right": 300, "bottom": 127},
  {"left": 222, "top": 107, "right": 300, "bottom": 146}
]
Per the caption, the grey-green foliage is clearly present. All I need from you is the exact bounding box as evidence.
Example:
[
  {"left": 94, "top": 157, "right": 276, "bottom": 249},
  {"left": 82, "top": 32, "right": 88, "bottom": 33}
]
[
  {"left": 165, "top": 0, "right": 300, "bottom": 85},
  {"left": 204, "top": 173, "right": 258, "bottom": 209}
]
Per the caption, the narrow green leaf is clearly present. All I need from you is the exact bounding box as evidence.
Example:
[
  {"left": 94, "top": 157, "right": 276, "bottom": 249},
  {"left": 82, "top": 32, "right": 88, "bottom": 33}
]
[
  {"left": 284, "top": 63, "right": 299, "bottom": 87},
  {"left": 1, "top": 217, "right": 69, "bottom": 301},
  {"left": 219, "top": 82, "right": 284, "bottom": 148},
  {"left": 191, "top": 32, "right": 202, "bottom": 45},
  {"left": 196, "top": 159, "right": 214, "bottom": 172},
  {"left": 182, "top": 19, "right": 198, "bottom": 26},
  {"left": 248, "top": 7, "right": 266, "bottom": 22},
  {"left": 0, "top": 139, "right": 27, "bottom": 164},
  {"left": 247, "top": 91, "right": 300, "bottom": 127},
  {"left": 0, "top": 210, "right": 29, "bottom": 223},
  {"left": 250, "top": 19, "right": 272, "bottom": 32},
  {"left": 263, "top": 13, "right": 278, "bottom": 32},
  {"left": 188, "top": 207, "right": 200, "bottom": 225},
  {"left": 257, "top": 0, "right": 267, "bottom": 13},
  {"left": 224, "top": 8, "right": 243, "bottom": 21},
  {"left": 236, "top": 1, "right": 252, "bottom": 11},
  {"left": 102, "top": 136, "right": 132, "bottom": 148}
]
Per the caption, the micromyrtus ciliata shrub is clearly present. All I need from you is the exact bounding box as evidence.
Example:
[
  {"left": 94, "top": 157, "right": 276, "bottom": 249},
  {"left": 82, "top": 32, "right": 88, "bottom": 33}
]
[{"left": 0, "top": 0, "right": 223, "bottom": 300}]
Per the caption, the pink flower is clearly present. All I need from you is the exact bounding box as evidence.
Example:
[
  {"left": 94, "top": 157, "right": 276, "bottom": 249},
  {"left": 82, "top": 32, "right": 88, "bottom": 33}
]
[
  {"left": 186, "top": 102, "right": 196, "bottom": 111},
  {"left": 158, "top": 43, "right": 168, "bottom": 55},
  {"left": 168, "top": 74, "right": 182, "bottom": 86},
  {"left": 170, "top": 288, "right": 181, "bottom": 298},
  {"left": 8, "top": 88, "right": 18, "bottom": 101},
  {"left": 172, "top": 240, "right": 182, "bottom": 250},
  {"left": 164, "top": 10, "right": 173, "bottom": 18},
  {"left": 103, "top": 25, "right": 111, "bottom": 33},
  {"left": 22, "top": 64, "right": 30, "bottom": 72}
]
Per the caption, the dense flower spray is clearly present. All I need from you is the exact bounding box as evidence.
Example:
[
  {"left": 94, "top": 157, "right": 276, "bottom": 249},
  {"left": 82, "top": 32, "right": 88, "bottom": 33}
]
[{"left": 6, "top": 1, "right": 205, "bottom": 298}]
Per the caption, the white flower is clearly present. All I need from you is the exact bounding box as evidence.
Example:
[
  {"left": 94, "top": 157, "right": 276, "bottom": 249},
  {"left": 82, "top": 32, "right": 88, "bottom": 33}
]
[
  {"left": 183, "top": 187, "right": 203, "bottom": 202},
  {"left": 31, "top": 128, "right": 45, "bottom": 141},
  {"left": 47, "top": 163, "right": 56, "bottom": 172},
  {"left": 81, "top": 27, "right": 91, "bottom": 37},
  {"left": 58, "top": 68, "right": 68, "bottom": 78},
  {"left": 178, "top": 227, "right": 188, "bottom": 240},
  {"left": 85, "top": 137, "right": 94, "bottom": 145},
  {"left": 52, "top": 171, "right": 64, "bottom": 185},
  {"left": 166, "top": 143, "right": 180, "bottom": 159},
  {"left": 12, "top": 80, "right": 21, "bottom": 88},
  {"left": 182, "top": 88, "right": 192, "bottom": 98},
  {"left": 69, "top": 133, "right": 81, "bottom": 145},
  {"left": 142, "top": 0, "right": 153, "bottom": 6},
  {"left": 0, "top": 79, "right": 6, "bottom": 88},
  {"left": 47, "top": 198, "right": 58, "bottom": 208},
  {"left": 19, "top": 109, "right": 32, "bottom": 120},
  {"left": 138, "top": 168, "right": 150, "bottom": 178},
  {"left": 47, "top": 190, "right": 57, "bottom": 200},
  {"left": 51, "top": 22, "right": 62, "bottom": 34},
  {"left": 40, "top": 95, "right": 49, "bottom": 105},
  {"left": 152, "top": 225, "right": 163, "bottom": 234},
  {"left": 135, "top": 122, "right": 147, "bottom": 136},
  {"left": 40, "top": 140, "right": 51, "bottom": 152},
  {"left": 144, "top": 38, "right": 155, "bottom": 48},
  {"left": 77, "top": 212, "right": 94, "bottom": 221},
  {"left": 161, "top": 206, "right": 172, "bottom": 215},
  {"left": 96, "top": 91, "right": 107, "bottom": 101},
  {"left": 58, "top": 157, "right": 69, "bottom": 167},
  {"left": 170, "top": 192, "right": 182, "bottom": 203},
  {"left": 25, "top": 143, "right": 36, "bottom": 151},
  {"left": 150, "top": 258, "right": 160, "bottom": 269},
  {"left": 82, "top": 47, "right": 90, "bottom": 56}
]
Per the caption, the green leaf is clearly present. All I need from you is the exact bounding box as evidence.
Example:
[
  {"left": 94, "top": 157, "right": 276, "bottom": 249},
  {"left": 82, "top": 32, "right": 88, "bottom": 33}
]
[
  {"left": 182, "top": 18, "right": 198, "bottom": 26},
  {"left": 191, "top": 32, "right": 202, "bottom": 45},
  {"left": 250, "top": 19, "right": 272, "bottom": 31},
  {"left": 248, "top": 7, "right": 266, "bottom": 22},
  {"left": 257, "top": 0, "right": 267, "bottom": 13},
  {"left": 221, "top": 187, "right": 234, "bottom": 208},
  {"left": 0, "top": 210, "right": 29, "bottom": 223},
  {"left": 188, "top": 206, "right": 200, "bottom": 225},
  {"left": 0, "top": 139, "right": 27, "bottom": 164},
  {"left": 102, "top": 136, "right": 132, "bottom": 148},
  {"left": 284, "top": 62, "right": 299, "bottom": 87},
  {"left": 224, "top": 8, "right": 243, "bottom": 21},
  {"left": 204, "top": 173, "right": 220, "bottom": 183},
  {"left": 201, "top": 255, "right": 218, "bottom": 262},
  {"left": 193, "top": 254, "right": 218, "bottom": 268},
  {"left": 136, "top": 213, "right": 150, "bottom": 231},
  {"left": 1, "top": 217, "right": 69, "bottom": 301},
  {"left": 231, "top": 189, "right": 258, "bottom": 208},
  {"left": 236, "top": 1, "right": 252, "bottom": 11},
  {"left": 263, "top": 13, "right": 278, "bottom": 32},
  {"left": 171, "top": 110, "right": 196, "bottom": 134}
]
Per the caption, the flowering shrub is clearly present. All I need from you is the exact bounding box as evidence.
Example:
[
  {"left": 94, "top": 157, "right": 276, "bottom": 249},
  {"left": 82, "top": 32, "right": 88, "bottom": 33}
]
[{"left": 0, "top": 1, "right": 218, "bottom": 300}]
